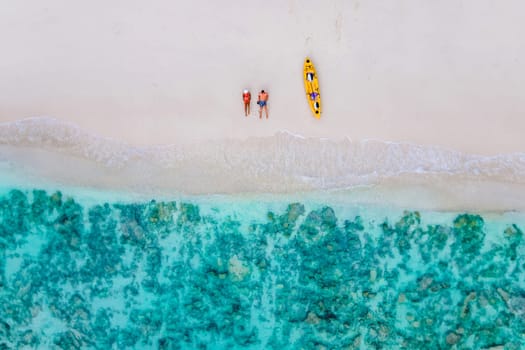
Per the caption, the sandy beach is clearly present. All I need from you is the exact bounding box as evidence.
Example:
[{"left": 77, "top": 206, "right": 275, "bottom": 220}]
[
  {"left": 1, "top": 0, "right": 525, "bottom": 155},
  {"left": 1, "top": 0, "right": 525, "bottom": 212}
]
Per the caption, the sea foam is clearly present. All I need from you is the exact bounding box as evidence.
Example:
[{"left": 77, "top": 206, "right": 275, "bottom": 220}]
[{"left": 1, "top": 117, "right": 524, "bottom": 194}]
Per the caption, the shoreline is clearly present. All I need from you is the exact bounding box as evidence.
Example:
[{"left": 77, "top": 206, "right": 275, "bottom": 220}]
[
  {"left": 1, "top": 119, "right": 524, "bottom": 212},
  {"left": 1, "top": 109, "right": 524, "bottom": 156},
  {"left": 3, "top": 116, "right": 525, "bottom": 157},
  {"left": 2, "top": 168, "right": 525, "bottom": 213}
]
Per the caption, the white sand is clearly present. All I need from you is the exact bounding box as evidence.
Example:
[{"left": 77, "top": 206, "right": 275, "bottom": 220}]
[
  {"left": 1, "top": 0, "right": 525, "bottom": 155},
  {"left": 1, "top": 0, "right": 525, "bottom": 210}
]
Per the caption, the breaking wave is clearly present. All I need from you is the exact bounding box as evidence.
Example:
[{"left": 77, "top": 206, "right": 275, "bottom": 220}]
[{"left": 1, "top": 117, "right": 524, "bottom": 193}]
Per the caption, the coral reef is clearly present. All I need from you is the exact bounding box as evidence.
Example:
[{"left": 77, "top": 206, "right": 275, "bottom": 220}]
[{"left": 0, "top": 189, "right": 524, "bottom": 349}]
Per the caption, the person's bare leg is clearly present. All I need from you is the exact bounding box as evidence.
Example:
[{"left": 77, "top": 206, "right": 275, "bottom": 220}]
[
  {"left": 259, "top": 107, "right": 262, "bottom": 119},
  {"left": 265, "top": 106, "right": 268, "bottom": 119},
  {"left": 244, "top": 104, "right": 248, "bottom": 116}
]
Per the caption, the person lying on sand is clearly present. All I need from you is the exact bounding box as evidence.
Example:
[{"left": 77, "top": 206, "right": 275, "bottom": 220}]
[
  {"left": 257, "top": 90, "right": 269, "bottom": 119},
  {"left": 242, "top": 89, "right": 251, "bottom": 116}
]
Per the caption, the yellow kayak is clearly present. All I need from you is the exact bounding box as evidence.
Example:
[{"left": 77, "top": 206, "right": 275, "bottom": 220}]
[{"left": 303, "top": 57, "right": 321, "bottom": 119}]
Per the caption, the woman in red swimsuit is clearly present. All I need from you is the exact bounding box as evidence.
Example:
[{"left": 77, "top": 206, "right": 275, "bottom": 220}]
[{"left": 242, "top": 89, "right": 251, "bottom": 117}]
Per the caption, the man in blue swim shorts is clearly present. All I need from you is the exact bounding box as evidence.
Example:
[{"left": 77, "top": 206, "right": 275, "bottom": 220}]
[{"left": 257, "top": 90, "right": 269, "bottom": 119}]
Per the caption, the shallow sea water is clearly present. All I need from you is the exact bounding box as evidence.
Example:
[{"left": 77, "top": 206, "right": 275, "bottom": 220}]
[{"left": 1, "top": 187, "right": 524, "bottom": 349}]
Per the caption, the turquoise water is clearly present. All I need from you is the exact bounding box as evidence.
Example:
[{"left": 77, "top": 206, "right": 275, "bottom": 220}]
[{"left": 1, "top": 188, "right": 524, "bottom": 349}]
